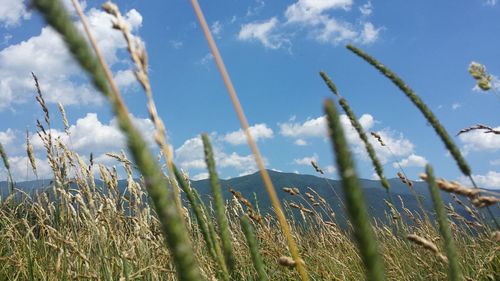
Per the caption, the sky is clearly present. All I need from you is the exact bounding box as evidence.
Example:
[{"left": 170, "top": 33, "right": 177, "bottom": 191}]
[{"left": 0, "top": 0, "right": 499, "bottom": 188}]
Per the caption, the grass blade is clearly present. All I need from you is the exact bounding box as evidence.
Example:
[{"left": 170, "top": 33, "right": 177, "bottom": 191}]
[
  {"left": 320, "top": 71, "right": 390, "bottom": 190},
  {"left": 346, "top": 44, "right": 499, "bottom": 229},
  {"left": 424, "top": 165, "right": 464, "bottom": 281},
  {"left": 190, "top": 2, "right": 309, "bottom": 279},
  {"left": 324, "top": 99, "right": 385, "bottom": 281},
  {"left": 202, "top": 134, "right": 236, "bottom": 274},
  {"left": 173, "top": 165, "right": 230, "bottom": 280},
  {"left": 32, "top": 1, "right": 202, "bottom": 280},
  {"left": 240, "top": 215, "right": 268, "bottom": 281}
]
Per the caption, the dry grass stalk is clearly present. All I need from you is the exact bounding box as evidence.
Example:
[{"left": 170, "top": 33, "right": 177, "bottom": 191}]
[
  {"left": 420, "top": 174, "right": 480, "bottom": 198},
  {"left": 26, "top": 129, "right": 38, "bottom": 178},
  {"left": 457, "top": 124, "right": 500, "bottom": 136},
  {"left": 370, "top": 132, "right": 386, "bottom": 146},
  {"left": 310, "top": 161, "right": 324, "bottom": 174},
  {"left": 407, "top": 234, "right": 448, "bottom": 264},
  {"left": 189, "top": 1, "right": 308, "bottom": 279},
  {"left": 471, "top": 196, "right": 500, "bottom": 208},
  {"left": 283, "top": 187, "right": 300, "bottom": 196},
  {"left": 100, "top": 1, "right": 182, "bottom": 210},
  {"left": 229, "top": 188, "right": 263, "bottom": 225}
]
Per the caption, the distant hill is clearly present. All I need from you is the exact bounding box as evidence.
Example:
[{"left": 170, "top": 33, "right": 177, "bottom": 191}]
[{"left": 1, "top": 170, "right": 497, "bottom": 226}]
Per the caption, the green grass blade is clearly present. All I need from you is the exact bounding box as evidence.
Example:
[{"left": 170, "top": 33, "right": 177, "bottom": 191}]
[
  {"left": 32, "top": 1, "right": 202, "bottom": 280},
  {"left": 346, "top": 45, "right": 469, "bottom": 176},
  {"left": 240, "top": 215, "right": 268, "bottom": 281},
  {"left": 202, "top": 133, "right": 236, "bottom": 274},
  {"left": 324, "top": 99, "right": 386, "bottom": 281},
  {"left": 346, "top": 44, "right": 499, "bottom": 229},
  {"left": 320, "top": 71, "right": 390, "bottom": 190},
  {"left": 173, "top": 165, "right": 230, "bottom": 280},
  {"left": 424, "top": 165, "right": 464, "bottom": 281}
]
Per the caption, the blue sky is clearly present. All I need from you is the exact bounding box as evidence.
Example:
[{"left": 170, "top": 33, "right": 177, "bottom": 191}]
[{"left": 0, "top": 0, "right": 499, "bottom": 188}]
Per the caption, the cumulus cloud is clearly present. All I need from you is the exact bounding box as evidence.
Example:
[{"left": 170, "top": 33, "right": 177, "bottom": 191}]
[
  {"left": 31, "top": 113, "right": 155, "bottom": 155},
  {"left": 0, "top": 0, "right": 31, "bottom": 27},
  {"left": 174, "top": 135, "right": 261, "bottom": 174},
  {"left": 224, "top": 123, "right": 273, "bottom": 145},
  {"left": 285, "top": 0, "right": 353, "bottom": 24},
  {"left": 237, "top": 0, "right": 381, "bottom": 49},
  {"left": 393, "top": 154, "right": 427, "bottom": 168},
  {"left": 294, "top": 139, "right": 308, "bottom": 146},
  {"left": 192, "top": 172, "right": 209, "bottom": 181},
  {"left": 458, "top": 126, "right": 500, "bottom": 153},
  {"left": 114, "top": 69, "right": 137, "bottom": 90},
  {"left": 0, "top": 7, "right": 143, "bottom": 111},
  {"left": 284, "top": 0, "right": 380, "bottom": 45},
  {"left": 324, "top": 165, "right": 336, "bottom": 174},
  {"left": 293, "top": 153, "right": 318, "bottom": 165},
  {"left": 0, "top": 129, "right": 15, "bottom": 146},
  {"left": 238, "top": 17, "right": 288, "bottom": 49},
  {"left": 279, "top": 115, "right": 327, "bottom": 139},
  {"left": 0, "top": 156, "right": 52, "bottom": 181},
  {"left": 459, "top": 171, "right": 500, "bottom": 189},
  {"left": 280, "top": 113, "right": 417, "bottom": 164}
]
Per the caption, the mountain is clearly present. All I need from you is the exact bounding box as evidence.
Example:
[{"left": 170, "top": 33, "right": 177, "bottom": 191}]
[{"left": 1, "top": 170, "right": 497, "bottom": 226}]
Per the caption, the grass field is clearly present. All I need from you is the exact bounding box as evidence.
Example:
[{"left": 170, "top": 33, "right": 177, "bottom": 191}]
[{"left": 0, "top": 1, "right": 499, "bottom": 280}]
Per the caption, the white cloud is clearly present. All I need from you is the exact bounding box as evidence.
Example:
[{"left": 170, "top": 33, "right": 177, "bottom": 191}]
[
  {"left": 280, "top": 113, "right": 417, "bottom": 164},
  {"left": 0, "top": 156, "right": 52, "bottom": 181},
  {"left": 174, "top": 135, "right": 260, "bottom": 173},
  {"left": 31, "top": 112, "right": 155, "bottom": 156},
  {"left": 0, "top": 0, "right": 31, "bottom": 27},
  {"left": 451, "top": 103, "right": 462, "bottom": 110},
  {"left": 293, "top": 154, "right": 318, "bottom": 165},
  {"left": 279, "top": 116, "right": 327, "bottom": 138},
  {"left": 490, "top": 159, "right": 500, "bottom": 166},
  {"left": 169, "top": 40, "right": 183, "bottom": 49},
  {"left": 114, "top": 69, "right": 137, "bottom": 90},
  {"left": 0, "top": 129, "right": 15, "bottom": 146},
  {"left": 393, "top": 154, "right": 427, "bottom": 168},
  {"left": 485, "top": 0, "right": 497, "bottom": 6},
  {"left": 284, "top": 0, "right": 380, "bottom": 46},
  {"left": 211, "top": 21, "right": 223, "bottom": 37},
  {"left": 238, "top": 17, "right": 288, "bottom": 49},
  {"left": 459, "top": 171, "right": 500, "bottom": 189},
  {"left": 199, "top": 53, "right": 214, "bottom": 65},
  {"left": 285, "top": 0, "right": 353, "bottom": 24},
  {"left": 359, "top": 1, "right": 373, "bottom": 16},
  {"left": 458, "top": 126, "right": 500, "bottom": 153},
  {"left": 192, "top": 172, "right": 209, "bottom": 181},
  {"left": 360, "top": 22, "right": 381, "bottom": 44},
  {"left": 224, "top": 123, "right": 273, "bottom": 145},
  {"left": 294, "top": 139, "right": 308, "bottom": 146},
  {"left": 0, "top": 7, "right": 143, "bottom": 111},
  {"left": 325, "top": 165, "right": 336, "bottom": 174}
]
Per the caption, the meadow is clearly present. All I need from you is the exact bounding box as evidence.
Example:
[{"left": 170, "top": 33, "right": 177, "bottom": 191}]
[{"left": 0, "top": 1, "right": 499, "bottom": 280}]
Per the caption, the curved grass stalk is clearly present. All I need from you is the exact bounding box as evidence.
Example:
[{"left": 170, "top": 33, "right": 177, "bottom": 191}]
[
  {"left": 320, "top": 71, "right": 390, "bottom": 190},
  {"left": 173, "top": 165, "right": 230, "bottom": 281},
  {"left": 202, "top": 134, "right": 236, "bottom": 275},
  {"left": 324, "top": 99, "right": 386, "bottom": 281},
  {"left": 190, "top": 1, "right": 309, "bottom": 279},
  {"left": 240, "top": 215, "right": 269, "bottom": 281},
  {"left": 347, "top": 44, "right": 499, "bottom": 229},
  {"left": 32, "top": 1, "right": 202, "bottom": 280},
  {"left": 424, "top": 165, "right": 463, "bottom": 281}
]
